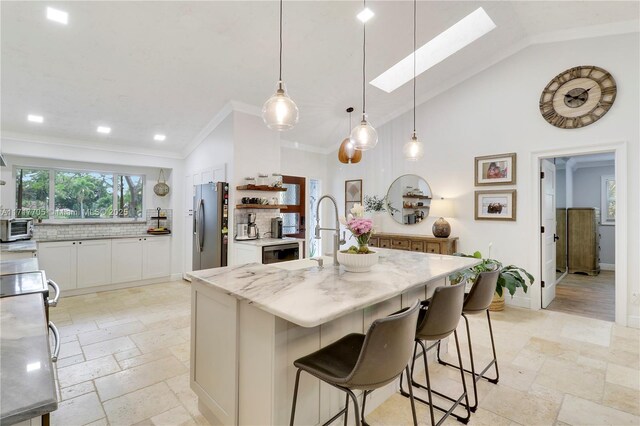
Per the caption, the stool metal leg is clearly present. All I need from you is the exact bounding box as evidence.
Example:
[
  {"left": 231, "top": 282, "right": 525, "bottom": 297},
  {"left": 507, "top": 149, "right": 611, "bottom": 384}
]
[
  {"left": 437, "top": 310, "right": 499, "bottom": 412},
  {"left": 290, "top": 369, "right": 302, "bottom": 426},
  {"left": 343, "top": 394, "right": 349, "bottom": 426}
]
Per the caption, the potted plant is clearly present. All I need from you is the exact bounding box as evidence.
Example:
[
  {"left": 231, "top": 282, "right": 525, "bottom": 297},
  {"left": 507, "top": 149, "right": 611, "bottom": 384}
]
[
  {"left": 448, "top": 251, "right": 535, "bottom": 311},
  {"left": 363, "top": 195, "right": 388, "bottom": 232},
  {"left": 338, "top": 204, "right": 379, "bottom": 272}
]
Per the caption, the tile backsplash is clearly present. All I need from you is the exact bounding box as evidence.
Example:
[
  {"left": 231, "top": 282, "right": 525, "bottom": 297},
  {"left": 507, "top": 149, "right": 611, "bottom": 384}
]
[
  {"left": 33, "top": 209, "right": 173, "bottom": 241},
  {"left": 234, "top": 210, "right": 279, "bottom": 238}
]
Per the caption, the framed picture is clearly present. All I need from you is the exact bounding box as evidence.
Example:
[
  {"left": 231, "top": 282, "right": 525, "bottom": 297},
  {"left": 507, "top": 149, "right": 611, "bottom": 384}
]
[
  {"left": 345, "top": 179, "right": 363, "bottom": 215},
  {"left": 475, "top": 153, "right": 516, "bottom": 186},
  {"left": 475, "top": 190, "right": 517, "bottom": 221}
]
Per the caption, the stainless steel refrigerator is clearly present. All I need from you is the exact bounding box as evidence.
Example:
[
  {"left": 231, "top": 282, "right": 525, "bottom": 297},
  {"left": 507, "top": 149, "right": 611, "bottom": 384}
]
[{"left": 192, "top": 182, "right": 229, "bottom": 270}]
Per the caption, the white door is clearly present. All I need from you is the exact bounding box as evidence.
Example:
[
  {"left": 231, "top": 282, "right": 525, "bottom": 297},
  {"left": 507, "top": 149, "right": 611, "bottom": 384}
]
[
  {"left": 541, "top": 159, "right": 557, "bottom": 308},
  {"left": 111, "top": 238, "right": 143, "bottom": 283},
  {"left": 142, "top": 236, "right": 171, "bottom": 279},
  {"left": 77, "top": 239, "right": 112, "bottom": 288},
  {"left": 38, "top": 241, "right": 77, "bottom": 291}
]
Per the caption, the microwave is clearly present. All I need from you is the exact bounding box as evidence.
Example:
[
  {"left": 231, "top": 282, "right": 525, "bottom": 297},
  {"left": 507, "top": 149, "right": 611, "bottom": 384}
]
[{"left": 0, "top": 218, "right": 34, "bottom": 242}]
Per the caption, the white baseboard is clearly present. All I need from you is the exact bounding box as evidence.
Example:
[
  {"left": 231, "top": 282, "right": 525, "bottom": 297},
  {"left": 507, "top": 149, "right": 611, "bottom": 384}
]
[
  {"left": 600, "top": 263, "right": 615, "bottom": 271},
  {"left": 505, "top": 294, "right": 531, "bottom": 309},
  {"left": 627, "top": 315, "right": 640, "bottom": 329},
  {"left": 61, "top": 275, "right": 179, "bottom": 297}
]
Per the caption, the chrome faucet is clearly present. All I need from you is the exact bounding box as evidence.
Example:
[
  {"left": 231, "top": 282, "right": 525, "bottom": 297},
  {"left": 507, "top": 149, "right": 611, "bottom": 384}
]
[{"left": 314, "top": 195, "right": 346, "bottom": 266}]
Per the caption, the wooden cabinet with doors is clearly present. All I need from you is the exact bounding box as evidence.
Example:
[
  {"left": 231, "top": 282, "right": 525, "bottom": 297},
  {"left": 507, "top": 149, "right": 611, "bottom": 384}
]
[
  {"left": 368, "top": 233, "right": 458, "bottom": 255},
  {"left": 567, "top": 208, "right": 600, "bottom": 275},
  {"left": 280, "top": 175, "right": 306, "bottom": 242}
]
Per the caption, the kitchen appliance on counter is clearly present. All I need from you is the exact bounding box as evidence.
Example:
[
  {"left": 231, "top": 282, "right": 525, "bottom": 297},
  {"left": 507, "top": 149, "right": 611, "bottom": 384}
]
[
  {"left": 271, "top": 217, "right": 283, "bottom": 239},
  {"left": 262, "top": 242, "right": 299, "bottom": 264},
  {"left": 193, "top": 182, "right": 229, "bottom": 271},
  {"left": 0, "top": 218, "right": 33, "bottom": 242},
  {"left": 236, "top": 223, "right": 249, "bottom": 239},
  {"left": 247, "top": 213, "right": 258, "bottom": 239}
]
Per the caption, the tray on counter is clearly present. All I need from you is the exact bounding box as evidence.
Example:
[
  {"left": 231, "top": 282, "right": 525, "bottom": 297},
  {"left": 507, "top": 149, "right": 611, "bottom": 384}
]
[{"left": 146, "top": 230, "right": 172, "bottom": 235}]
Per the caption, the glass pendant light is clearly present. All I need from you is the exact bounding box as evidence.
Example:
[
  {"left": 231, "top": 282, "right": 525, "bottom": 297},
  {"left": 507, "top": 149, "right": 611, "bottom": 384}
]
[
  {"left": 351, "top": 0, "right": 378, "bottom": 151},
  {"left": 338, "top": 107, "right": 362, "bottom": 164},
  {"left": 403, "top": 0, "right": 424, "bottom": 161},
  {"left": 262, "top": 0, "right": 299, "bottom": 131}
]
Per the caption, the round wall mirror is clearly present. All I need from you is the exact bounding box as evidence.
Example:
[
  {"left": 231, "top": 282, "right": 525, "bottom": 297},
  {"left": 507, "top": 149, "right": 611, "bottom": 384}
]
[{"left": 386, "top": 174, "right": 433, "bottom": 225}]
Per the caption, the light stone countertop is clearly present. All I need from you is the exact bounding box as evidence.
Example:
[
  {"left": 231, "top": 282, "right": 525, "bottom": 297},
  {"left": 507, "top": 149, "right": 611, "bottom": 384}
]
[
  {"left": 187, "top": 248, "right": 479, "bottom": 328},
  {"left": 0, "top": 294, "right": 58, "bottom": 424},
  {"left": 36, "top": 234, "right": 171, "bottom": 243},
  {"left": 233, "top": 237, "right": 304, "bottom": 247},
  {"left": 0, "top": 240, "right": 38, "bottom": 253},
  {"left": 0, "top": 258, "right": 40, "bottom": 275}
]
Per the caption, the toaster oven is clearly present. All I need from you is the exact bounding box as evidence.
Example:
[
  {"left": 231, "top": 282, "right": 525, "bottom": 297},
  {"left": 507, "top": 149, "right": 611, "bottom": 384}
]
[{"left": 0, "top": 218, "right": 34, "bottom": 242}]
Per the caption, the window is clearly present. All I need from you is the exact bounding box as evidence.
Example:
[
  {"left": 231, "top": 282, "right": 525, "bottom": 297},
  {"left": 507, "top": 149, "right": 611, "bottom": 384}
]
[
  {"left": 601, "top": 175, "right": 615, "bottom": 225},
  {"left": 15, "top": 168, "right": 50, "bottom": 219},
  {"left": 15, "top": 167, "right": 144, "bottom": 220}
]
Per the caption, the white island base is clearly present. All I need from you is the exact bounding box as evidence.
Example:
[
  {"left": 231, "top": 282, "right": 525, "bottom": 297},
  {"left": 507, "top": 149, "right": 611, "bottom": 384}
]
[{"left": 188, "top": 251, "right": 479, "bottom": 425}]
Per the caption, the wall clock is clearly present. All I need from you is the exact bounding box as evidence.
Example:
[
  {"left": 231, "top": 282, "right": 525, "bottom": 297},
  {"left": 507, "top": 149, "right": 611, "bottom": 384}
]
[{"left": 539, "top": 66, "right": 616, "bottom": 129}]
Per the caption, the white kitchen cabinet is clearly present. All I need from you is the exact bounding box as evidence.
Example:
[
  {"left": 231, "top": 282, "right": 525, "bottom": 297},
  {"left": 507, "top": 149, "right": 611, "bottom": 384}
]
[
  {"left": 111, "top": 238, "right": 143, "bottom": 283},
  {"left": 37, "top": 241, "right": 78, "bottom": 291},
  {"left": 76, "top": 239, "right": 112, "bottom": 288},
  {"left": 142, "top": 236, "right": 171, "bottom": 279},
  {"left": 232, "top": 244, "right": 261, "bottom": 265},
  {"left": 0, "top": 251, "right": 37, "bottom": 261}
]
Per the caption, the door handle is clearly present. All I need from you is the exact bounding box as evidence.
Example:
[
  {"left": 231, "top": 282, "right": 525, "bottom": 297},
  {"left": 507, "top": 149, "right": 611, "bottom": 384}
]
[
  {"left": 48, "top": 321, "right": 60, "bottom": 362},
  {"left": 47, "top": 279, "right": 60, "bottom": 307},
  {"left": 553, "top": 234, "right": 560, "bottom": 242},
  {"left": 198, "top": 199, "right": 205, "bottom": 252}
]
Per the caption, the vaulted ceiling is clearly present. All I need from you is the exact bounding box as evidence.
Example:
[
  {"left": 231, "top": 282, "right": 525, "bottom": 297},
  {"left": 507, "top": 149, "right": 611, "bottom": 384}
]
[{"left": 1, "top": 1, "right": 638, "bottom": 156}]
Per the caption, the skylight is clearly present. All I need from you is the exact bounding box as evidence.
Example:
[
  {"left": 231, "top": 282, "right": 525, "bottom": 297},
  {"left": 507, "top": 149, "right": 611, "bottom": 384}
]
[
  {"left": 370, "top": 7, "right": 496, "bottom": 93},
  {"left": 46, "top": 7, "right": 68, "bottom": 25},
  {"left": 357, "top": 8, "right": 374, "bottom": 23}
]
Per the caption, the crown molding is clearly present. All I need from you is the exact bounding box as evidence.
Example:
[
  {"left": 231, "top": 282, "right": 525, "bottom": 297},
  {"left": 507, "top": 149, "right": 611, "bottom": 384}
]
[
  {"left": 527, "top": 19, "right": 639, "bottom": 46},
  {"left": 1, "top": 131, "right": 183, "bottom": 160},
  {"left": 180, "top": 101, "right": 234, "bottom": 158},
  {"left": 280, "top": 139, "right": 330, "bottom": 155}
]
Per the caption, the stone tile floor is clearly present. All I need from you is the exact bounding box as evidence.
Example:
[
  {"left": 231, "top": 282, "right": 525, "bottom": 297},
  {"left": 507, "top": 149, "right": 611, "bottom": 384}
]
[{"left": 49, "top": 281, "right": 640, "bottom": 425}]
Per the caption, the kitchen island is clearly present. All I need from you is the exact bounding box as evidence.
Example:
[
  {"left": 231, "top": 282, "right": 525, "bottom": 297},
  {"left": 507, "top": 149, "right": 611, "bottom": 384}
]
[{"left": 187, "top": 248, "right": 478, "bottom": 425}]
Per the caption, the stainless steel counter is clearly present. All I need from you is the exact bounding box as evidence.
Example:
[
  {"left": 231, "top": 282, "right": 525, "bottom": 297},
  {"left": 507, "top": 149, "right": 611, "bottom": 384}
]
[
  {"left": 0, "top": 294, "right": 58, "bottom": 424},
  {"left": 0, "top": 258, "right": 40, "bottom": 276}
]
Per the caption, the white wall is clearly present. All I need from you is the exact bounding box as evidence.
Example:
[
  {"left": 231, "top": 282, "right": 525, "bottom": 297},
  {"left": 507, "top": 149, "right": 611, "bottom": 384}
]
[
  {"left": 326, "top": 33, "right": 639, "bottom": 324},
  {"left": 573, "top": 164, "right": 616, "bottom": 265}
]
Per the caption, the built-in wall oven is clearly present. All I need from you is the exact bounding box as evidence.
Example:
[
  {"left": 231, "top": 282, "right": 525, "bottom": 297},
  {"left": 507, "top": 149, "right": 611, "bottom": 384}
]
[{"left": 262, "top": 243, "right": 300, "bottom": 264}]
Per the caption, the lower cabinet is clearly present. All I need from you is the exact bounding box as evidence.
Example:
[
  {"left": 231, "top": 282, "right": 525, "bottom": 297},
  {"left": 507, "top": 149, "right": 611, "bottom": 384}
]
[
  {"left": 232, "top": 244, "right": 262, "bottom": 265},
  {"left": 369, "top": 233, "right": 458, "bottom": 255},
  {"left": 39, "top": 236, "right": 171, "bottom": 292}
]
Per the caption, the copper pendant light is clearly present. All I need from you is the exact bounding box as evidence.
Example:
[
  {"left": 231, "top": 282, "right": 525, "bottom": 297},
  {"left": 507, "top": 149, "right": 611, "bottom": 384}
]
[{"left": 338, "top": 107, "right": 362, "bottom": 164}]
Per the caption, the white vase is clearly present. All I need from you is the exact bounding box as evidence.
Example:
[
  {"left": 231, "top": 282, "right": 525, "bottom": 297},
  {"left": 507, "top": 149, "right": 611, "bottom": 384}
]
[{"left": 337, "top": 251, "right": 380, "bottom": 273}]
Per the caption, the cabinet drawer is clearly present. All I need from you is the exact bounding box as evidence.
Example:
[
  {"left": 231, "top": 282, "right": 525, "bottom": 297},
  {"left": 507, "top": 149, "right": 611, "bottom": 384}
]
[
  {"left": 411, "top": 241, "right": 424, "bottom": 252},
  {"left": 368, "top": 238, "right": 379, "bottom": 247},
  {"left": 378, "top": 239, "right": 391, "bottom": 248},
  {"left": 392, "top": 239, "right": 410, "bottom": 250},
  {"left": 426, "top": 243, "right": 441, "bottom": 254}
]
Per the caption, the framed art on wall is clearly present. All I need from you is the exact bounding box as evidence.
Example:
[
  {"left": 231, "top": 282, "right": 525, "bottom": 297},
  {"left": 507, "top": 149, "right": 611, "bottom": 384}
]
[
  {"left": 475, "top": 190, "right": 517, "bottom": 221},
  {"left": 345, "top": 179, "right": 363, "bottom": 215},
  {"left": 475, "top": 153, "right": 517, "bottom": 186}
]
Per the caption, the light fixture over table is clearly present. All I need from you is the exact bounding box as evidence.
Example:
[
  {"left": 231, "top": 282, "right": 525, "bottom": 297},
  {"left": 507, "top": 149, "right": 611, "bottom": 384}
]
[
  {"left": 350, "top": 0, "right": 378, "bottom": 151},
  {"left": 338, "top": 107, "right": 362, "bottom": 164},
  {"left": 403, "top": 0, "right": 424, "bottom": 161},
  {"left": 262, "top": 0, "right": 299, "bottom": 131}
]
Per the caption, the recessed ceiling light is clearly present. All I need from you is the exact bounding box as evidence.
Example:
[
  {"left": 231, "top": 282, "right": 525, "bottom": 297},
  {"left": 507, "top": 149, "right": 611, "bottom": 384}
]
[
  {"left": 370, "top": 7, "right": 496, "bottom": 93},
  {"left": 96, "top": 126, "right": 111, "bottom": 134},
  {"left": 357, "top": 8, "right": 374, "bottom": 23},
  {"left": 153, "top": 134, "right": 166, "bottom": 142},
  {"left": 27, "top": 114, "right": 44, "bottom": 123},
  {"left": 46, "top": 7, "right": 68, "bottom": 25}
]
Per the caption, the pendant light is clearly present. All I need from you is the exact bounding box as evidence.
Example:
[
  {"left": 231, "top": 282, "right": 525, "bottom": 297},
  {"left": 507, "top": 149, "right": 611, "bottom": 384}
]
[
  {"left": 338, "top": 107, "right": 363, "bottom": 164},
  {"left": 403, "top": 0, "right": 424, "bottom": 161},
  {"left": 262, "top": 0, "right": 299, "bottom": 131},
  {"left": 350, "top": 0, "right": 378, "bottom": 151}
]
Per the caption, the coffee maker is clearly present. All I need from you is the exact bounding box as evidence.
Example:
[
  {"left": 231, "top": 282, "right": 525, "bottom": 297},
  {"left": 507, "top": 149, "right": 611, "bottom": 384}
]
[
  {"left": 247, "top": 213, "right": 258, "bottom": 239},
  {"left": 271, "top": 217, "right": 283, "bottom": 239}
]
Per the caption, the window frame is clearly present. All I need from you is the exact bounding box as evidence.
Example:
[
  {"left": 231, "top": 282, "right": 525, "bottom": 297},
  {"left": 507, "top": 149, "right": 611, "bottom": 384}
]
[
  {"left": 14, "top": 165, "right": 146, "bottom": 222},
  {"left": 600, "top": 175, "right": 615, "bottom": 226}
]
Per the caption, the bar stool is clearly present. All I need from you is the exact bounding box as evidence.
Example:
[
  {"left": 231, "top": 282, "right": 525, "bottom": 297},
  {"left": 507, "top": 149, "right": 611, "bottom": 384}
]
[
  {"left": 399, "top": 282, "right": 471, "bottom": 426},
  {"left": 437, "top": 270, "right": 500, "bottom": 412},
  {"left": 290, "top": 300, "right": 420, "bottom": 426}
]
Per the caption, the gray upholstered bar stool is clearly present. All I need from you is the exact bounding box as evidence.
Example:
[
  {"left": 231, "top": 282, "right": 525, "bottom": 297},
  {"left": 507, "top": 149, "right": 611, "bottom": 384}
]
[
  {"left": 437, "top": 270, "right": 500, "bottom": 412},
  {"left": 399, "top": 282, "right": 471, "bottom": 426},
  {"left": 290, "top": 300, "right": 420, "bottom": 426}
]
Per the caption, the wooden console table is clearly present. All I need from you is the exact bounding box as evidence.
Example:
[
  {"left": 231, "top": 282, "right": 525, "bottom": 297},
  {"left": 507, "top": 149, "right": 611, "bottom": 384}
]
[{"left": 369, "top": 233, "right": 458, "bottom": 255}]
